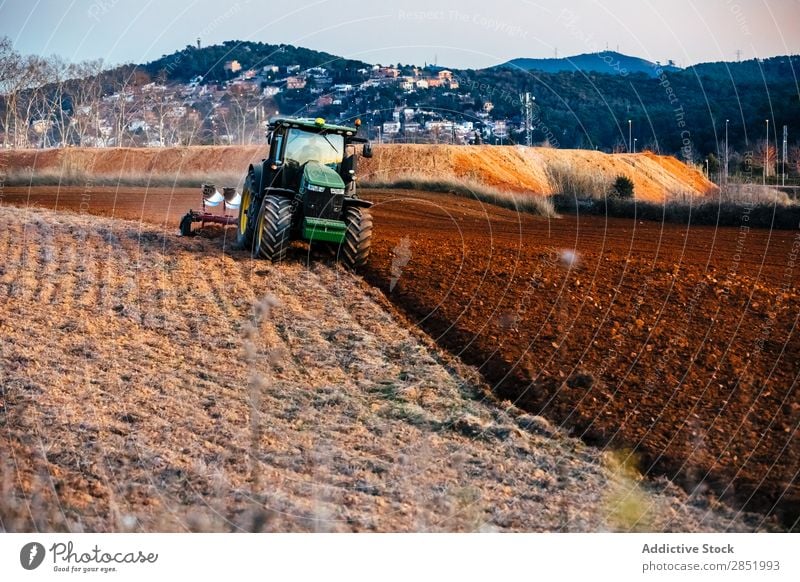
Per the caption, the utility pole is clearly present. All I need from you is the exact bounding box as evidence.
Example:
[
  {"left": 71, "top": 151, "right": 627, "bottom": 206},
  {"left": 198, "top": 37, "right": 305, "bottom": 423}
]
[
  {"left": 521, "top": 92, "right": 534, "bottom": 147},
  {"left": 764, "top": 119, "right": 769, "bottom": 185},
  {"left": 783, "top": 125, "right": 788, "bottom": 187},
  {"left": 724, "top": 119, "right": 729, "bottom": 186},
  {"left": 628, "top": 119, "right": 632, "bottom": 153}
]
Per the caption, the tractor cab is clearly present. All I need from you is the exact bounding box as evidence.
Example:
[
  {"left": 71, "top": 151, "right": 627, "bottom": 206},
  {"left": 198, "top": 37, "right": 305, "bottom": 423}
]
[{"left": 264, "top": 117, "right": 369, "bottom": 196}]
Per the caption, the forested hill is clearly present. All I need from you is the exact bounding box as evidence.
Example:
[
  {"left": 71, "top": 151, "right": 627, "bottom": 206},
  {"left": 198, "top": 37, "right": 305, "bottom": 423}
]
[
  {"left": 143, "top": 40, "right": 370, "bottom": 83},
  {"left": 454, "top": 54, "right": 799, "bottom": 156},
  {"left": 495, "top": 51, "right": 679, "bottom": 78}
]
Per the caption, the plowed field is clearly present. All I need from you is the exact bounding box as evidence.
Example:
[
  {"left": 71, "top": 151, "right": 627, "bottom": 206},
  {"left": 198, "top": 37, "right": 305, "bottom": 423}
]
[{"left": 2, "top": 184, "right": 797, "bottom": 530}]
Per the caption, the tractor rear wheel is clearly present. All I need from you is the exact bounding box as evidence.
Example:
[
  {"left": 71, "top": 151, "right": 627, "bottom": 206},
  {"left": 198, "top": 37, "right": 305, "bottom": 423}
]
[
  {"left": 235, "top": 171, "right": 259, "bottom": 252},
  {"left": 255, "top": 195, "right": 293, "bottom": 262},
  {"left": 342, "top": 206, "right": 373, "bottom": 270}
]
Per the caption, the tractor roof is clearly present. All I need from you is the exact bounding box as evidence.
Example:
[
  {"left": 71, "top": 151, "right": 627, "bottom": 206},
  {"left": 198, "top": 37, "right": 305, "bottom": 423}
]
[{"left": 269, "top": 116, "right": 359, "bottom": 135}]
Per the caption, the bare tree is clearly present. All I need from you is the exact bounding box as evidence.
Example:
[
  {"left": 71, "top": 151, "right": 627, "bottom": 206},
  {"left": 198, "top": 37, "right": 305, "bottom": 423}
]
[
  {"left": 69, "top": 60, "right": 105, "bottom": 146},
  {"left": 174, "top": 107, "right": 202, "bottom": 145},
  {"left": 788, "top": 144, "right": 800, "bottom": 177},
  {"left": 110, "top": 68, "right": 149, "bottom": 146},
  {"left": 0, "top": 36, "right": 20, "bottom": 146},
  {"left": 142, "top": 73, "right": 176, "bottom": 146},
  {"left": 0, "top": 40, "right": 46, "bottom": 147},
  {"left": 753, "top": 139, "right": 777, "bottom": 177}
]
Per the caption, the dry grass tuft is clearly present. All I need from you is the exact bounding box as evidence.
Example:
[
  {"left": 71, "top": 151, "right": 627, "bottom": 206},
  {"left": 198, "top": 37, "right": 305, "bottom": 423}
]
[
  {"left": 362, "top": 172, "right": 558, "bottom": 218},
  {"left": 552, "top": 183, "right": 800, "bottom": 230},
  {"left": 3, "top": 168, "right": 243, "bottom": 189},
  {"left": 545, "top": 161, "right": 613, "bottom": 199}
]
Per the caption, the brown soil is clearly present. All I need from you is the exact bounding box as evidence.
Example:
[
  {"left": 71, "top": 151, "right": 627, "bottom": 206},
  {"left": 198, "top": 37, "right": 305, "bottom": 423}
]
[
  {"left": 363, "top": 189, "right": 800, "bottom": 529},
  {"left": 2, "top": 203, "right": 771, "bottom": 533},
  {"left": 1, "top": 184, "right": 796, "bottom": 530}
]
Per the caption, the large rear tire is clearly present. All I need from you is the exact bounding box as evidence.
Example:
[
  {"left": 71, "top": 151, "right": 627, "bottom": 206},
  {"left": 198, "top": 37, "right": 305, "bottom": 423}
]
[
  {"left": 254, "top": 195, "right": 293, "bottom": 262},
  {"left": 341, "top": 206, "right": 373, "bottom": 270},
  {"left": 235, "top": 171, "right": 259, "bottom": 252}
]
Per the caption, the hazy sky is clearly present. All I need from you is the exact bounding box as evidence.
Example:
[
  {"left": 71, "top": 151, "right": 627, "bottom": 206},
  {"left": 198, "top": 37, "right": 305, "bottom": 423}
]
[{"left": 1, "top": 0, "right": 798, "bottom": 69}]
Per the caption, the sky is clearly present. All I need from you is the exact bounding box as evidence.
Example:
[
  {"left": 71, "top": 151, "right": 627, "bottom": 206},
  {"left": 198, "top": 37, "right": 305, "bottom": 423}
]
[{"left": 0, "top": 0, "right": 798, "bottom": 69}]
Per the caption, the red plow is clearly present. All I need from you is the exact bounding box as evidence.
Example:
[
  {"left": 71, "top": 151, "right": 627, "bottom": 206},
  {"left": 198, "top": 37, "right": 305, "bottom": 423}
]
[{"left": 179, "top": 184, "right": 241, "bottom": 236}]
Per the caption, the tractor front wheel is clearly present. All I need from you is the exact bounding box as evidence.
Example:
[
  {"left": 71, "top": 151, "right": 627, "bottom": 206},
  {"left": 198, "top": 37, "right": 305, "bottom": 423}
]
[
  {"left": 255, "top": 195, "right": 293, "bottom": 262},
  {"left": 342, "top": 206, "right": 373, "bottom": 270},
  {"left": 235, "top": 172, "right": 258, "bottom": 252}
]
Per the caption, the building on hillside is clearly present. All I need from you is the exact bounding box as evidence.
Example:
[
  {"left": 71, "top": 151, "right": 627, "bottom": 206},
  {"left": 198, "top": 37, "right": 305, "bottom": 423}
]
[
  {"left": 374, "top": 65, "right": 400, "bottom": 78},
  {"left": 286, "top": 76, "right": 307, "bottom": 90},
  {"left": 224, "top": 60, "right": 242, "bottom": 73},
  {"left": 382, "top": 121, "right": 401, "bottom": 134}
]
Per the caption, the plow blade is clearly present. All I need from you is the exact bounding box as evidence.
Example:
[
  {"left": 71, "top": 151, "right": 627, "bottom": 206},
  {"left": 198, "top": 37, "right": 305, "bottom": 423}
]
[{"left": 202, "top": 184, "right": 241, "bottom": 209}]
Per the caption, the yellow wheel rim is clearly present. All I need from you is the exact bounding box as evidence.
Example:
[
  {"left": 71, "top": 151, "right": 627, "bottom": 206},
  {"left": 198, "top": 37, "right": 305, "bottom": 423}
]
[
  {"left": 240, "top": 186, "right": 251, "bottom": 233},
  {"left": 255, "top": 201, "right": 267, "bottom": 253}
]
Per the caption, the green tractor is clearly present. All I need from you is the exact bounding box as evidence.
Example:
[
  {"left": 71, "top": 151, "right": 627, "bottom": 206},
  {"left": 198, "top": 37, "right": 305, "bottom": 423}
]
[{"left": 236, "top": 116, "right": 375, "bottom": 269}]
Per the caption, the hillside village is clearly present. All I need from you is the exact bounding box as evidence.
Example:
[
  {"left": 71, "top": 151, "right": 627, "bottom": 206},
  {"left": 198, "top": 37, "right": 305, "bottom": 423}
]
[
  {"left": 1, "top": 38, "right": 798, "bottom": 178},
  {"left": 2, "top": 56, "right": 503, "bottom": 149},
  {"left": 200, "top": 60, "right": 488, "bottom": 145}
]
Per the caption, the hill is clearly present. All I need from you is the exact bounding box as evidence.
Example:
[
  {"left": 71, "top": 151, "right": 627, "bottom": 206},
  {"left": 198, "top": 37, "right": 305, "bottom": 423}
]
[
  {"left": 143, "top": 40, "right": 369, "bottom": 84},
  {"left": 496, "top": 51, "right": 679, "bottom": 77},
  {"left": 686, "top": 55, "right": 800, "bottom": 84},
  {"left": 1, "top": 145, "right": 716, "bottom": 203}
]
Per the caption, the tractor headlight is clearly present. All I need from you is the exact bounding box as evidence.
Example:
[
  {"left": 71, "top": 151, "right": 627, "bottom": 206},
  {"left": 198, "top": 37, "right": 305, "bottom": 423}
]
[
  {"left": 307, "top": 184, "right": 325, "bottom": 192},
  {"left": 331, "top": 188, "right": 345, "bottom": 195}
]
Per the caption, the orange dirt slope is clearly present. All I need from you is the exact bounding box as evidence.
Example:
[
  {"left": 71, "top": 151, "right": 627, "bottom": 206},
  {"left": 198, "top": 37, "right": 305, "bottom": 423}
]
[{"left": 2, "top": 144, "right": 715, "bottom": 202}]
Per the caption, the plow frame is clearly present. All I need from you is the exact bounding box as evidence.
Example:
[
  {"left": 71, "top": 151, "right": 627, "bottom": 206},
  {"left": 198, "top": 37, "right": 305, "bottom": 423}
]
[{"left": 179, "top": 184, "right": 240, "bottom": 236}]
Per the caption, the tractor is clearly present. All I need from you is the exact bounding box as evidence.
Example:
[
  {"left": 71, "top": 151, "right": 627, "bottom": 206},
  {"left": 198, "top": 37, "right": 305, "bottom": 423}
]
[
  {"left": 241, "top": 116, "right": 375, "bottom": 269},
  {"left": 180, "top": 116, "right": 374, "bottom": 268}
]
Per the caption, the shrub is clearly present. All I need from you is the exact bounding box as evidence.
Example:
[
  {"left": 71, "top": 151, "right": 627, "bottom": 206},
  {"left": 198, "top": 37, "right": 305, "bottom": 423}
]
[{"left": 611, "top": 175, "right": 635, "bottom": 199}]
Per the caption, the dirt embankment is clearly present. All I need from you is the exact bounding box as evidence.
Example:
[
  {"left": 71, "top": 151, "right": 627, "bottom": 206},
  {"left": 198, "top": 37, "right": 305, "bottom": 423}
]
[
  {"left": 1, "top": 144, "right": 715, "bottom": 202},
  {"left": 0, "top": 205, "right": 772, "bottom": 532}
]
